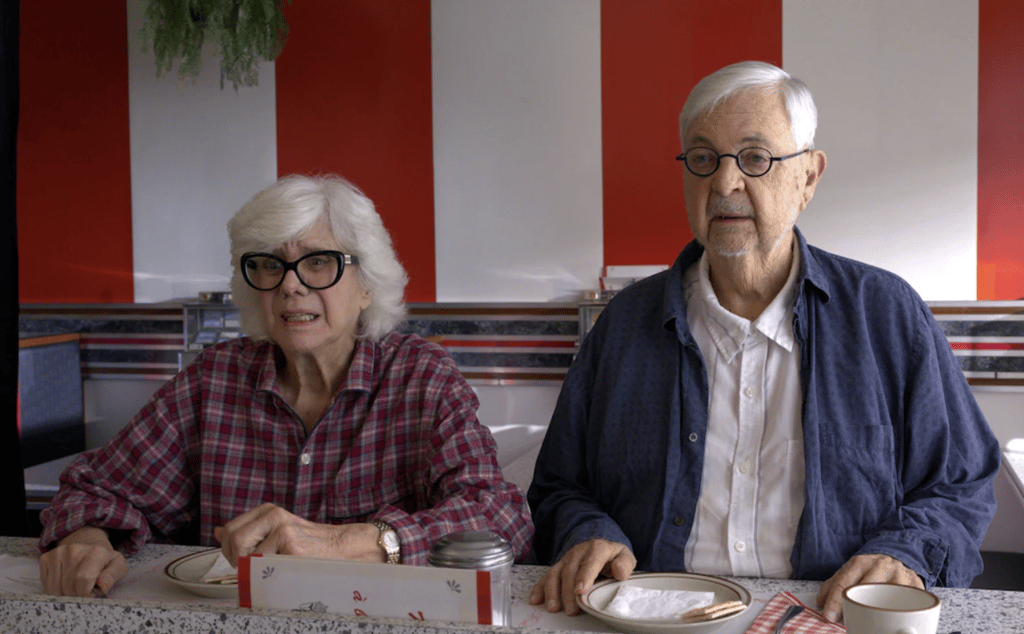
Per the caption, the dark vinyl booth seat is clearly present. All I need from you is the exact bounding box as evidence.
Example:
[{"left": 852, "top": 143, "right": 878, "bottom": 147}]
[{"left": 18, "top": 333, "right": 86, "bottom": 535}]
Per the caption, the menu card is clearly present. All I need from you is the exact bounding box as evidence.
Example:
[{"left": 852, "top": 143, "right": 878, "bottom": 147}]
[{"left": 238, "top": 553, "right": 493, "bottom": 624}]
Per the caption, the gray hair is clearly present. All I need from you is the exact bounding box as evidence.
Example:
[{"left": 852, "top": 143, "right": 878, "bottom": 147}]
[
  {"left": 228, "top": 174, "right": 408, "bottom": 341},
  {"left": 679, "top": 61, "right": 817, "bottom": 150}
]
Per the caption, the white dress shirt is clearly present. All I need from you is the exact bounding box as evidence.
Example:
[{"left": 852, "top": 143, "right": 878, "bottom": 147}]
[{"left": 682, "top": 248, "right": 806, "bottom": 578}]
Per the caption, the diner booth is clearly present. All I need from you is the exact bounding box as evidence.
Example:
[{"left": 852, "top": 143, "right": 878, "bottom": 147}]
[
  {"left": 16, "top": 334, "right": 86, "bottom": 535},
  {"left": 6, "top": 0, "right": 1024, "bottom": 632}
]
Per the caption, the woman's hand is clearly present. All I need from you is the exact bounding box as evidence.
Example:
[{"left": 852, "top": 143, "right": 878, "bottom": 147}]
[
  {"left": 39, "top": 526, "right": 128, "bottom": 597},
  {"left": 215, "top": 503, "right": 384, "bottom": 566}
]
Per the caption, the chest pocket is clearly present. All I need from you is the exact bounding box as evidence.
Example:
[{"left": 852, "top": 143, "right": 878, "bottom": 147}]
[
  {"left": 817, "top": 423, "right": 898, "bottom": 536},
  {"left": 324, "top": 469, "right": 418, "bottom": 521}
]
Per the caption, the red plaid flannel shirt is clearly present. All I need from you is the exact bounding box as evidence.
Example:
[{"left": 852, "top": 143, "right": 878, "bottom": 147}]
[{"left": 40, "top": 333, "right": 534, "bottom": 565}]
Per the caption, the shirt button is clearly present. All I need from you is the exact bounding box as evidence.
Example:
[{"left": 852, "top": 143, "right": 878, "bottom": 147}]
[
  {"left": 734, "top": 541, "right": 746, "bottom": 552},
  {"left": 673, "top": 516, "right": 685, "bottom": 526},
  {"left": 744, "top": 386, "right": 755, "bottom": 398},
  {"left": 688, "top": 432, "right": 699, "bottom": 442},
  {"left": 299, "top": 452, "right": 312, "bottom": 466},
  {"left": 738, "top": 461, "right": 750, "bottom": 474}
]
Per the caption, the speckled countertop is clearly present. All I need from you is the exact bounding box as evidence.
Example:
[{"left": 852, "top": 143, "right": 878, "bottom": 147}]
[{"left": 1, "top": 537, "right": 1022, "bottom": 633}]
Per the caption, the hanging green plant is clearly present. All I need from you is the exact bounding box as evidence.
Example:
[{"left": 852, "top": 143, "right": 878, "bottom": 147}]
[{"left": 141, "top": 0, "right": 291, "bottom": 90}]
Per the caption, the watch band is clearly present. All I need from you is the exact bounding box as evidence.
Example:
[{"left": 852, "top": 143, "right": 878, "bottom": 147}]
[{"left": 373, "top": 520, "right": 400, "bottom": 564}]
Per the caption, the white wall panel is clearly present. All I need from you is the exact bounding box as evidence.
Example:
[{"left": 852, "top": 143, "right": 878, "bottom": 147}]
[
  {"left": 784, "top": 0, "right": 978, "bottom": 300},
  {"left": 431, "top": 0, "right": 603, "bottom": 301},
  {"left": 127, "top": 0, "right": 278, "bottom": 302},
  {"left": 974, "top": 389, "right": 1024, "bottom": 553}
]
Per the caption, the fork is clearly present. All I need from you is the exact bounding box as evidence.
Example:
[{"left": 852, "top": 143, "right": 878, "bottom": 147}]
[{"left": 773, "top": 604, "right": 805, "bottom": 633}]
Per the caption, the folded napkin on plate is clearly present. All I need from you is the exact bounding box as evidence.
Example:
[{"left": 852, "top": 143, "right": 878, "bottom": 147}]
[
  {"left": 605, "top": 585, "right": 716, "bottom": 619},
  {"left": 744, "top": 592, "right": 845, "bottom": 633},
  {"left": 201, "top": 552, "right": 238, "bottom": 583}
]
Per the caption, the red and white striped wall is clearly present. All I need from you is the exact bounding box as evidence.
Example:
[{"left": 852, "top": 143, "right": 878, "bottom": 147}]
[{"left": 17, "top": 0, "right": 1024, "bottom": 305}]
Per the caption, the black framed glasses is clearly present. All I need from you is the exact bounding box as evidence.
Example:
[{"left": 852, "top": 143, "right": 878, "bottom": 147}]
[
  {"left": 240, "top": 250, "right": 359, "bottom": 291},
  {"left": 676, "top": 147, "right": 809, "bottom": 177}
]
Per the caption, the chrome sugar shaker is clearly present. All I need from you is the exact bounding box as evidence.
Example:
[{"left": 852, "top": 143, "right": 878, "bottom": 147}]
[{"left": 428, "top": 530, "right": 514, "bottom": 626}]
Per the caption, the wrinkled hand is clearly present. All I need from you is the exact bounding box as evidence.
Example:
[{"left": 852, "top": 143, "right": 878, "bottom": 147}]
[
  {"left": 215, "top": 503, "right": 383, "bottom": 566},
  {"left": 817, "top": 553, "right": 924, "bottom": 622},
  {"left": 529, "top": 539, "right": 636, "bottom": 615},
  {"left": 39, "top": 526, "right": 128, "bottom": 597}
]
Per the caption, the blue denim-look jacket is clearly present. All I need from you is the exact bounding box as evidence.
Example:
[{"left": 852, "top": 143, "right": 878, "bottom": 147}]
[{"left": 528, "top": 229, "right": 1000, "bottom": 587}]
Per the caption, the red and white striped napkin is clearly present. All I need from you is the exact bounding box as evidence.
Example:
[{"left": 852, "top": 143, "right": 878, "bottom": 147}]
[{"left": 744, "top": 592, "right": 845, "bottom": 633}]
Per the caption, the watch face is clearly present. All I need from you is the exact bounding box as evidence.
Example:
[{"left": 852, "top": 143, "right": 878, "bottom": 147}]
[{"left": 383, "top": 531, "right": 399, "bottom": 550}]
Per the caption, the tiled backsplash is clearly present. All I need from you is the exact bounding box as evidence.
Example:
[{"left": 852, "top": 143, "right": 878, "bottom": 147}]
[
  {"left": 930, "top": 302, "right": 1024, "bottom": 388},
  {"left": 18, "top": 300, "right": 1024, "bottom": 389},
  {"left": 19, "top": 302, "right": 579, "bottom": 385}
]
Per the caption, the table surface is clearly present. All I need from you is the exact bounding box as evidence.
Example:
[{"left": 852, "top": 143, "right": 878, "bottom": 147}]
[{"left": 1, "top": 537, "right": 1022, "bottom": 634}]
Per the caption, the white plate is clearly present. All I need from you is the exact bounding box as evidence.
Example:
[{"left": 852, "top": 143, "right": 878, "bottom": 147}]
[
  {"left": 163, "top": 548, "right": 238, "bottom": 600},
  {"left": 577, "top": 573, "right": 752, "bottom": 634}
]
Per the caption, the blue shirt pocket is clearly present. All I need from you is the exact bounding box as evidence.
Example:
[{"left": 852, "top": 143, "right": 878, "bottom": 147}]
[{"left": 817, "top": 423, "right": 898, "bottom": 536}]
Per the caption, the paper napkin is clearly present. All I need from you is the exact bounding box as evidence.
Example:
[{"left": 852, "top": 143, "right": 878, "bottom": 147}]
[
  {"left": 744, "top": 592, "right": 845, "bottom": 633},
  {"left": 201, "top": 551, "right": 238, "bottom": 583},
  {"left": 605, "top": 585, "right": 716, "bottom": 619}
]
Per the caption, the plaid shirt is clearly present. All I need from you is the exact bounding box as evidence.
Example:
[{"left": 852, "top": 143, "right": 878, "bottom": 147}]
[{"left": 40, "top": 332, "right": 533, "bottom": 565}]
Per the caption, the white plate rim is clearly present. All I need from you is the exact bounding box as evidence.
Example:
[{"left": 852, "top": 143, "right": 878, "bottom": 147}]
[
  {"left": 576, "top": 572, "right": 752, "bottom": 632},
  {"left": 163, "top": 547, "right": 237, "bottom": 599}
]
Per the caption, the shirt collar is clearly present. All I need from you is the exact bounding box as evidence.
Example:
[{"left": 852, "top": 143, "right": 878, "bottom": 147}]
[
  {"left": 752, "top": 244, "right": 800, "bottom": 352},
  {"left": 342, "top": 339, "right": 377, "bottom": 392},
  {"left": 254, "top": 338, "right": 378, "bottom": 394},
  {"left": 793, "top": 228, "right": 831, "bottom": 303},
  {"left": 683, "top": 244, "right": 800, "bottom": 361},
  {"left": 685, "top": 255, "right": 749, "bottom": 361}
]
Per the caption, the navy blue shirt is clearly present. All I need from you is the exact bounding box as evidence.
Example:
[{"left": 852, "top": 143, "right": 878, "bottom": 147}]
[{"left": 528, "top": 229, "right": 1000, "bottom": 587}]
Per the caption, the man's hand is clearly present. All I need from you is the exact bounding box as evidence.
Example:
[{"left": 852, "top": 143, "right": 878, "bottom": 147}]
[
  {"left": 39, "top": 526, "right": 128, "bottom": 597},
  {"left": 528, "top": 539, "right": 636, "bottom": 615},
  {"left": 817, "top": 553, "right": 924, "bottom": 622},
  {"left": 214, "top": 503, "right": 383, "bottom": 566}
]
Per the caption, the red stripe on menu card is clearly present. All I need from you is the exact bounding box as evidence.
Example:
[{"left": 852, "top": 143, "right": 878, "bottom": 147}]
[
  {"left": 238, "top": 554, "right": 257, "bottom": 608},
  {"left": 476, "top": 570, "right": 492, "bottom": 624}
]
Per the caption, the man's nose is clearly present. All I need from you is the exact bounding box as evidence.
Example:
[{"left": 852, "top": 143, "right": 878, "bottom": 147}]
[{"left": 711, "top": 156, "right": 746, "bottom": 195}]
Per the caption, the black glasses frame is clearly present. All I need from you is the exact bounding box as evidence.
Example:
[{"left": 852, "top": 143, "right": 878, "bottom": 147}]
[
  {"left": 240, "top": 250, "right": 359, "bottom": 291},
  {"left": 675, "top": 147, "right": 810, "bottom": 178}
]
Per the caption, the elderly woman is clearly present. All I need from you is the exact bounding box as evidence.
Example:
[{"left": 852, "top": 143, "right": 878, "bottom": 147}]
[{"left": 39, "top": 174, "right": 534, "bottom": 597}]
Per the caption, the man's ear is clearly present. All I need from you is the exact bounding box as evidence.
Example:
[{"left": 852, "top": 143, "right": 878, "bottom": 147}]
[{"left": 800, "top": 149, "right": 827, "bottom": 209}]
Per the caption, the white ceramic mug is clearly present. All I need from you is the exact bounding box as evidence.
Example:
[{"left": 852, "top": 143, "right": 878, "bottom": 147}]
[{"left": 842, "top": 583, "right": 941, "bottom": 634}]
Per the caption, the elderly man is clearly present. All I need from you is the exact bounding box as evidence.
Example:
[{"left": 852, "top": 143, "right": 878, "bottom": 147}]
[{"left": 527, "top": 61, "right": 1000, "bottom": 622}]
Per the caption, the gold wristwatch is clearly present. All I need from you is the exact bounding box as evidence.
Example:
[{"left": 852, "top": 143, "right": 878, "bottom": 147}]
[{"left": 373, "top": 520, "right": 400, "bottom": 564}]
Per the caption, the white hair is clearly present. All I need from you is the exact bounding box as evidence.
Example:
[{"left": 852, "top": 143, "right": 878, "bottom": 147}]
[
  {"left": 679, "top": 61, "right": 818, "bottom": 150},
  {"left": 227, "top": 174, "right": 408, "bottom": 341}
]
